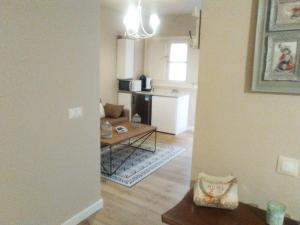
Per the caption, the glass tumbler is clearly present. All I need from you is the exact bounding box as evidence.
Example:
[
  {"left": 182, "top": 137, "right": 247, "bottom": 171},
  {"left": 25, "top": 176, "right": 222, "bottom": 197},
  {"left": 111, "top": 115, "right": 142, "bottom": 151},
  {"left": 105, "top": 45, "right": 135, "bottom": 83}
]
[{"left": 266, "top": 201, "right": 286, "bottom": 225}]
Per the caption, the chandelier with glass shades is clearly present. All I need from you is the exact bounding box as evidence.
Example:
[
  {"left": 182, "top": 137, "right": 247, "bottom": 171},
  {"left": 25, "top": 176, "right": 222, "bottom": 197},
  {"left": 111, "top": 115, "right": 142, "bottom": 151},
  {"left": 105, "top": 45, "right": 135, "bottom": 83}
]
[{"left": 123, "top": 0, "right": 160, "bottom": 39}]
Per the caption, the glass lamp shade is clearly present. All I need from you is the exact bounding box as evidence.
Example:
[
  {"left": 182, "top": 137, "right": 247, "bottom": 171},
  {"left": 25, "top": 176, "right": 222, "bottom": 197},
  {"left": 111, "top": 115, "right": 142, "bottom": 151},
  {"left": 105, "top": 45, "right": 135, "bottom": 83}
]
[
  {"left": 123, "top": 5, "right": 139, "bottom": 33},
  {"left": 149, "top": 14, "right": 160, "bottom": 31},
  {"left": 123, "top": 0, "right": 160, "bottom": 39}
]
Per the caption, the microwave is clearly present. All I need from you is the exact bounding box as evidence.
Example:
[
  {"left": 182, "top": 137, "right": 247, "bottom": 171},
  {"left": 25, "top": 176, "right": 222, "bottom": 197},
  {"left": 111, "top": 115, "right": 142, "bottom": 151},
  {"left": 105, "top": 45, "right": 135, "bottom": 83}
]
[{"left": 119, "top": 80, "right": 142, "bottom": 92}]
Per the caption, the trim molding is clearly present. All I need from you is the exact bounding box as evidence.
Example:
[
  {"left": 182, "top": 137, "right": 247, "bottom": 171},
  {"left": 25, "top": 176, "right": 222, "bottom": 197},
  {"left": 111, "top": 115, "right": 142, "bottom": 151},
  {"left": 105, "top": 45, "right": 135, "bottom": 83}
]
[{"left": 61, "top": 198, "right": 103, "bottom": 225}]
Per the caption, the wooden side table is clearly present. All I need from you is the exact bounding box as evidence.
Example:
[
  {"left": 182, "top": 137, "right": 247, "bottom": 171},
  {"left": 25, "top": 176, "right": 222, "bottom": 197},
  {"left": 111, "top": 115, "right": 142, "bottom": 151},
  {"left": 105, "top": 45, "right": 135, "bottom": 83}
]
[{"left": 162, "top": 189, "right": 298, "bottom": 225}]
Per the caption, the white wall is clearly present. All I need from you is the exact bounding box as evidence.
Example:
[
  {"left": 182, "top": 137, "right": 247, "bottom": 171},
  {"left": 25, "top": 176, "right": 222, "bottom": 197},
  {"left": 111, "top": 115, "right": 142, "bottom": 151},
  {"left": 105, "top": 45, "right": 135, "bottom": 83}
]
[
  {"left": 100, "top": 6, "right": 145, "bottom": 104},
  {"left": 144, "top": 13, "right": 200, "bottom": 129},
  {"left": 99, "top": 9, "right": 199, "bottom": 129},
  {"left": 144, "top": 14, "right": 198, "bottom": 82},
  {"left": 144, "top": 37, "right": 199, "bottom": 84},
  {"left": 157, "top": 14, "right": 196, "bottom": 37},
  {"left": 144, "top": 37, "right": 199, "bottom": 128},
  {"left": 100, "top": 7, "right": 122, "bottom": 104},
  {"left": 134, "top": 39, "right": 145, "bottom": 79},
  {"left": 192, "top": 0, "right": 300, "bottom": 219},
  {"left": 0, "top": 1, "right": 101, "bottom": 225}
]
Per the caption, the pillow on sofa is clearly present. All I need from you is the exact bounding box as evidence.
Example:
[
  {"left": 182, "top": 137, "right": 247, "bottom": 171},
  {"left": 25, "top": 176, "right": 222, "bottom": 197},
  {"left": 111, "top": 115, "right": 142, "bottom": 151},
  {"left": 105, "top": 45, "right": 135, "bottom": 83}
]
[
  {"left": 99, "top": 102, "right": 105, "bottom": 118},
  {"left": 104, "top": 103, "right": 124, "bottom": 118}
]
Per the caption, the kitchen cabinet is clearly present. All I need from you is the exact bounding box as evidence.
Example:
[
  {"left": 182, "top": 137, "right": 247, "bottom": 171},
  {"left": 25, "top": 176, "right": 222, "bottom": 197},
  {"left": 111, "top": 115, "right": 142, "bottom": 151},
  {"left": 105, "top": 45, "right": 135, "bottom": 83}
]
[
  {"left": 152, "top": 95, "right": 189, "bottom": 135},
  {"left": 117, "top": 39, "right": 134, "bottom": 79},
  {"left": 118, "top": 92, "right": 132, "bottom": 119},
  {"left": 118, "top": 91, "right": 189, "bottom": 134}
]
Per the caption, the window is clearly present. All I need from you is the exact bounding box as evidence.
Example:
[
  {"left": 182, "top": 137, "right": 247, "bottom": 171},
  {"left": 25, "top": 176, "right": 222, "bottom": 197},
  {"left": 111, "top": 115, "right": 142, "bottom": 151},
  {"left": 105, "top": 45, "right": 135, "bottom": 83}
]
[{"left": 168, "top": 43, "right": 188, "bottom": 81}]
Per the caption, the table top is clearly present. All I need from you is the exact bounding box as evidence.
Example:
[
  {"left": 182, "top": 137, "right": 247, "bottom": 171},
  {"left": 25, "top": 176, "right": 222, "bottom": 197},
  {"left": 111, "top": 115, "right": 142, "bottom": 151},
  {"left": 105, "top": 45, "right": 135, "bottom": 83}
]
[
  {"left": 162, "top": 189, "right": 298, "bottom": 225},
  {"left": 101, "top": 122, "right": 156, "bottom": 146}
]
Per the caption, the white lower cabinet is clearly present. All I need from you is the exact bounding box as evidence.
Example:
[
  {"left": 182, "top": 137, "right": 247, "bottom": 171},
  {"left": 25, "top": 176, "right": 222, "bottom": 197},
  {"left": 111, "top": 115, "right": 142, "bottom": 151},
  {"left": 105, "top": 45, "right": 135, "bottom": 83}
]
[
  {"left": 151, "top": 95, "right": 189, "bottom": 135},
  {"left": 118, "top": 92, "right": 132, "bottom": 119}
]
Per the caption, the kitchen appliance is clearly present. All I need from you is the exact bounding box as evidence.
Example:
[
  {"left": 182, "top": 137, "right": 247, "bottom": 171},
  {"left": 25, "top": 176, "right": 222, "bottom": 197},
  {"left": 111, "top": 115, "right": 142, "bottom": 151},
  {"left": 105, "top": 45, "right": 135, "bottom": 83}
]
[
  {"left": 132, "top": 93, "right": 152, "bottom": 125},
  {"left": 118, "top": 80, "right": 142, "bottom": 92},
  {"left": 139, "top": 75, "right": 152, "bottom": 91}
]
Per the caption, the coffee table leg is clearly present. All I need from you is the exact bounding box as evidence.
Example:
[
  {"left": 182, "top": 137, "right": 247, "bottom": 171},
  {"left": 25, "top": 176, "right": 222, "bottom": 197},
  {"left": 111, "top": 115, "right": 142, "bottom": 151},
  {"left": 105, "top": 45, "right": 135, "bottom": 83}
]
[
  {"left": 109, "top": 145, "right": 112, "bottom": 176},
  {"left": 154, "top": 129, "right": 157, "bottom": 152},
  {"left": 123, "top": 130, "right": 157, "bottom": 153},
  {"left": 104, "top": 129, "right": 158, "bottom": 176},
  {"left": 100, "top": 145, "right": 113, "bottom": 176}
]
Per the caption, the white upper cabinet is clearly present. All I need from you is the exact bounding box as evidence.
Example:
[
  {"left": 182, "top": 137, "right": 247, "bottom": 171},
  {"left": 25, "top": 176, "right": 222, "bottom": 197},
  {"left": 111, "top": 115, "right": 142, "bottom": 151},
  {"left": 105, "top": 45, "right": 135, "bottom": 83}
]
[{"left": 117, "top": 39, "right": 135, "bottom": 79}]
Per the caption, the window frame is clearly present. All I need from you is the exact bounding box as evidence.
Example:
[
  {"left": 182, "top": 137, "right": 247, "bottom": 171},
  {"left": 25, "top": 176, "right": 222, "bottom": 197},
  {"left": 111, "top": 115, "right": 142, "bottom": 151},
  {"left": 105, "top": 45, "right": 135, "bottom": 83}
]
[{"left": 167, "top": 41, "right": 189, "bottom": 82}]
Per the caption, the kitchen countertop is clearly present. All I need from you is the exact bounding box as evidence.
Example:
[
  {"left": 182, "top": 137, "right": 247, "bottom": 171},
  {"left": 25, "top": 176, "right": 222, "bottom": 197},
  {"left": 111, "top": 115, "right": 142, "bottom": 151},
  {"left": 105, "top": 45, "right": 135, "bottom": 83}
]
[{"left": 118, "top": 90, "right": 189, "bottom": 98}]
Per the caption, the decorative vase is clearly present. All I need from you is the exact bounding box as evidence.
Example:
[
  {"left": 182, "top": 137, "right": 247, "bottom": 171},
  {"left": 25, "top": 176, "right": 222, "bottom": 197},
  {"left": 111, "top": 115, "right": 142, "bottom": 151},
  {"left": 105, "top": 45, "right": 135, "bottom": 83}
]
[
  {"left": 266, "top": 201, "right": 286, "bottom": 225},
  {"left": 101, "top": 121, "right": 112, "bottom": 139},
  {"left": 132, "top": 113, "right": 142, "bottom": 128}
]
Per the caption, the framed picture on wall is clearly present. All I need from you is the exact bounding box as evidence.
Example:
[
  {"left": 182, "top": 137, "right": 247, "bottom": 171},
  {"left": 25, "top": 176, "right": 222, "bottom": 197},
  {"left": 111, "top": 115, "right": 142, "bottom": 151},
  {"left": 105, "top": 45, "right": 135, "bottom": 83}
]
[
  {"left": 252, "top": 0, "right": 300, "bottom": 94},
  {"left": 264, "top": 32, "right": 300, "bottom": 81},
  {"left": 270, "top": 0, "right": 300, "bottom": 31}
]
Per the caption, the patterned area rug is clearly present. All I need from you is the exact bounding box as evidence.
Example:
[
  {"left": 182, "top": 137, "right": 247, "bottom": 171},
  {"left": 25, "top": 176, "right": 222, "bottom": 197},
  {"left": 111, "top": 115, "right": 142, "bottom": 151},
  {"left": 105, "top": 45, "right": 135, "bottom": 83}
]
[{"left": 101, "top": 140, "right": 185, "bottom": 187}]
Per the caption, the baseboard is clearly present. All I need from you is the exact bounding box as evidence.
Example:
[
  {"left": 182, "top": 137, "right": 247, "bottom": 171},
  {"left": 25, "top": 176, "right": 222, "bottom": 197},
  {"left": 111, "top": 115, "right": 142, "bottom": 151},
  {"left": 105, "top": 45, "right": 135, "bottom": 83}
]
[{"left": 61, "top": 198, "right": 103, "bottom": 225}]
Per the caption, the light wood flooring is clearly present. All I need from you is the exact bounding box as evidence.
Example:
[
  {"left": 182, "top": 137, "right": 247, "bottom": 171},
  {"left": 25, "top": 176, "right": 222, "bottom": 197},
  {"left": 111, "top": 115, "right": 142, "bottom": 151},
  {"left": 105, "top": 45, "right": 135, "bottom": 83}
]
[{"left": 80, "top": 131, "right": 193, "bottom": 225}]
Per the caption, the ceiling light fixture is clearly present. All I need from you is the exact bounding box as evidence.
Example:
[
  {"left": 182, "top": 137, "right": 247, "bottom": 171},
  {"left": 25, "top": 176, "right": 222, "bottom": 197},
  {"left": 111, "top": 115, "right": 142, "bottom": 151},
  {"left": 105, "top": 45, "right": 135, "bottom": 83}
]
[{"left": 123, "top": 0, "right": 160, "bottom": 39}]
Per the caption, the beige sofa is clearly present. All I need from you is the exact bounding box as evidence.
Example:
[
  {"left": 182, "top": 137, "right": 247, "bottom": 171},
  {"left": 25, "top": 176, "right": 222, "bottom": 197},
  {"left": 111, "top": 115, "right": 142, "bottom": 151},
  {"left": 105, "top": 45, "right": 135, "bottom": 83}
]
[{"left": 101, "top": 108, "right": 130, "bottom": 126}]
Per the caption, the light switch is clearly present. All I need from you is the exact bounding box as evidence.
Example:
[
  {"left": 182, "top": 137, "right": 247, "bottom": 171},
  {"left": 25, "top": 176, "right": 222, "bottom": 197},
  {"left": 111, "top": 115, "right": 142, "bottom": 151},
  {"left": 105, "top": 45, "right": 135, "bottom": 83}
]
[
  {"left": 68, "top": 107, "right": 83, "bottom": 119},
  {"left": 277, "top": 156, "right": 299, "bottom": 177}
]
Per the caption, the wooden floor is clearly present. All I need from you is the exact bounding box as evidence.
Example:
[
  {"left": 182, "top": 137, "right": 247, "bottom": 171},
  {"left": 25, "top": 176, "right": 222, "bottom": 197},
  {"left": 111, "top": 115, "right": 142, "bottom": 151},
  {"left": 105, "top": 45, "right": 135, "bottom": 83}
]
[{"left": 80, "top": 131, "right": 193, "bottom": 225}]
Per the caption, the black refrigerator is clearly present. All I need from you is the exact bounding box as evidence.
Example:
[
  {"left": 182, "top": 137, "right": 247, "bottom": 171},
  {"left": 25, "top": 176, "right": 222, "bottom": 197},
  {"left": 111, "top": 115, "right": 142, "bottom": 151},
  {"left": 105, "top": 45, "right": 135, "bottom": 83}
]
[{"left": 131, "top": 93, "right": 152, "bottom": 125}]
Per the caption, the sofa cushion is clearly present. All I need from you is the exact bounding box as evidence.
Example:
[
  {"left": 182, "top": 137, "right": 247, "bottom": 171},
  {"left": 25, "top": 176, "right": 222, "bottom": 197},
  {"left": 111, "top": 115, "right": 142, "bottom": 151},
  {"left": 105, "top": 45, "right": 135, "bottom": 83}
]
[
  {"left": 101, "top": 117, "right": 129, "bottom": 126},
  {"left": 104, "top": 103, "right": 124, "bottom": 118}
]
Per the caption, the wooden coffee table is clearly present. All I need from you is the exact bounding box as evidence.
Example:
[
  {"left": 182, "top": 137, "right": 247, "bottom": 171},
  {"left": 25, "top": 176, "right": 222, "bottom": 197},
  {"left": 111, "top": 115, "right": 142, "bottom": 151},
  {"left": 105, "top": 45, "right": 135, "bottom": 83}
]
[{"left": 101, "top": 122, "right": 157, "bottom": 176}]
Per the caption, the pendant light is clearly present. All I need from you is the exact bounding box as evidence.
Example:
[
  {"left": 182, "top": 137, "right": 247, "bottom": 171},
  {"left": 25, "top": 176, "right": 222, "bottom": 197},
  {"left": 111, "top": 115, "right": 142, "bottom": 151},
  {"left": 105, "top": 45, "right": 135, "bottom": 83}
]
[{"left": 123, "top": 0, "right": 160, "bottom": 39}]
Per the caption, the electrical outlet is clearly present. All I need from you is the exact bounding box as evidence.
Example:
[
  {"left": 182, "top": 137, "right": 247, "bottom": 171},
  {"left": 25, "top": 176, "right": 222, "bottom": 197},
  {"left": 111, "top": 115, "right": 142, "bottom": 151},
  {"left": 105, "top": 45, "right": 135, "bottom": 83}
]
[
  {"left": 277, "top": 156, "right": 299, "bottom": 177},
  {"left": 68, "top": 107, "right": 83, "bottom": 119}
]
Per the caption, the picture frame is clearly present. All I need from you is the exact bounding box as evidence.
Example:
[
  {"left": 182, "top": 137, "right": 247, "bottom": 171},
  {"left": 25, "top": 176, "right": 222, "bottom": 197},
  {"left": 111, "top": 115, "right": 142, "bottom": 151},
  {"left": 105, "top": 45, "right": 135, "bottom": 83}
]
[
  {"left": 270, "top": 0, "right": 300, "bottom": 31},
  {"left": 264, "top": 32, "right": 300, "bottom": 81},
  {"left": 252, "top": 0, "right": 300, "bottom": 94}
]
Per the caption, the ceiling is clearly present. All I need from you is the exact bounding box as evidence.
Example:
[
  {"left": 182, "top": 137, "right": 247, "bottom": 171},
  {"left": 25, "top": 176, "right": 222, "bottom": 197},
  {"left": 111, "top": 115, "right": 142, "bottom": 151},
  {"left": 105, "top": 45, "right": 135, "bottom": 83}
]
[{"left": 101, "top": 0, "right": 202, "bottom": 15}]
